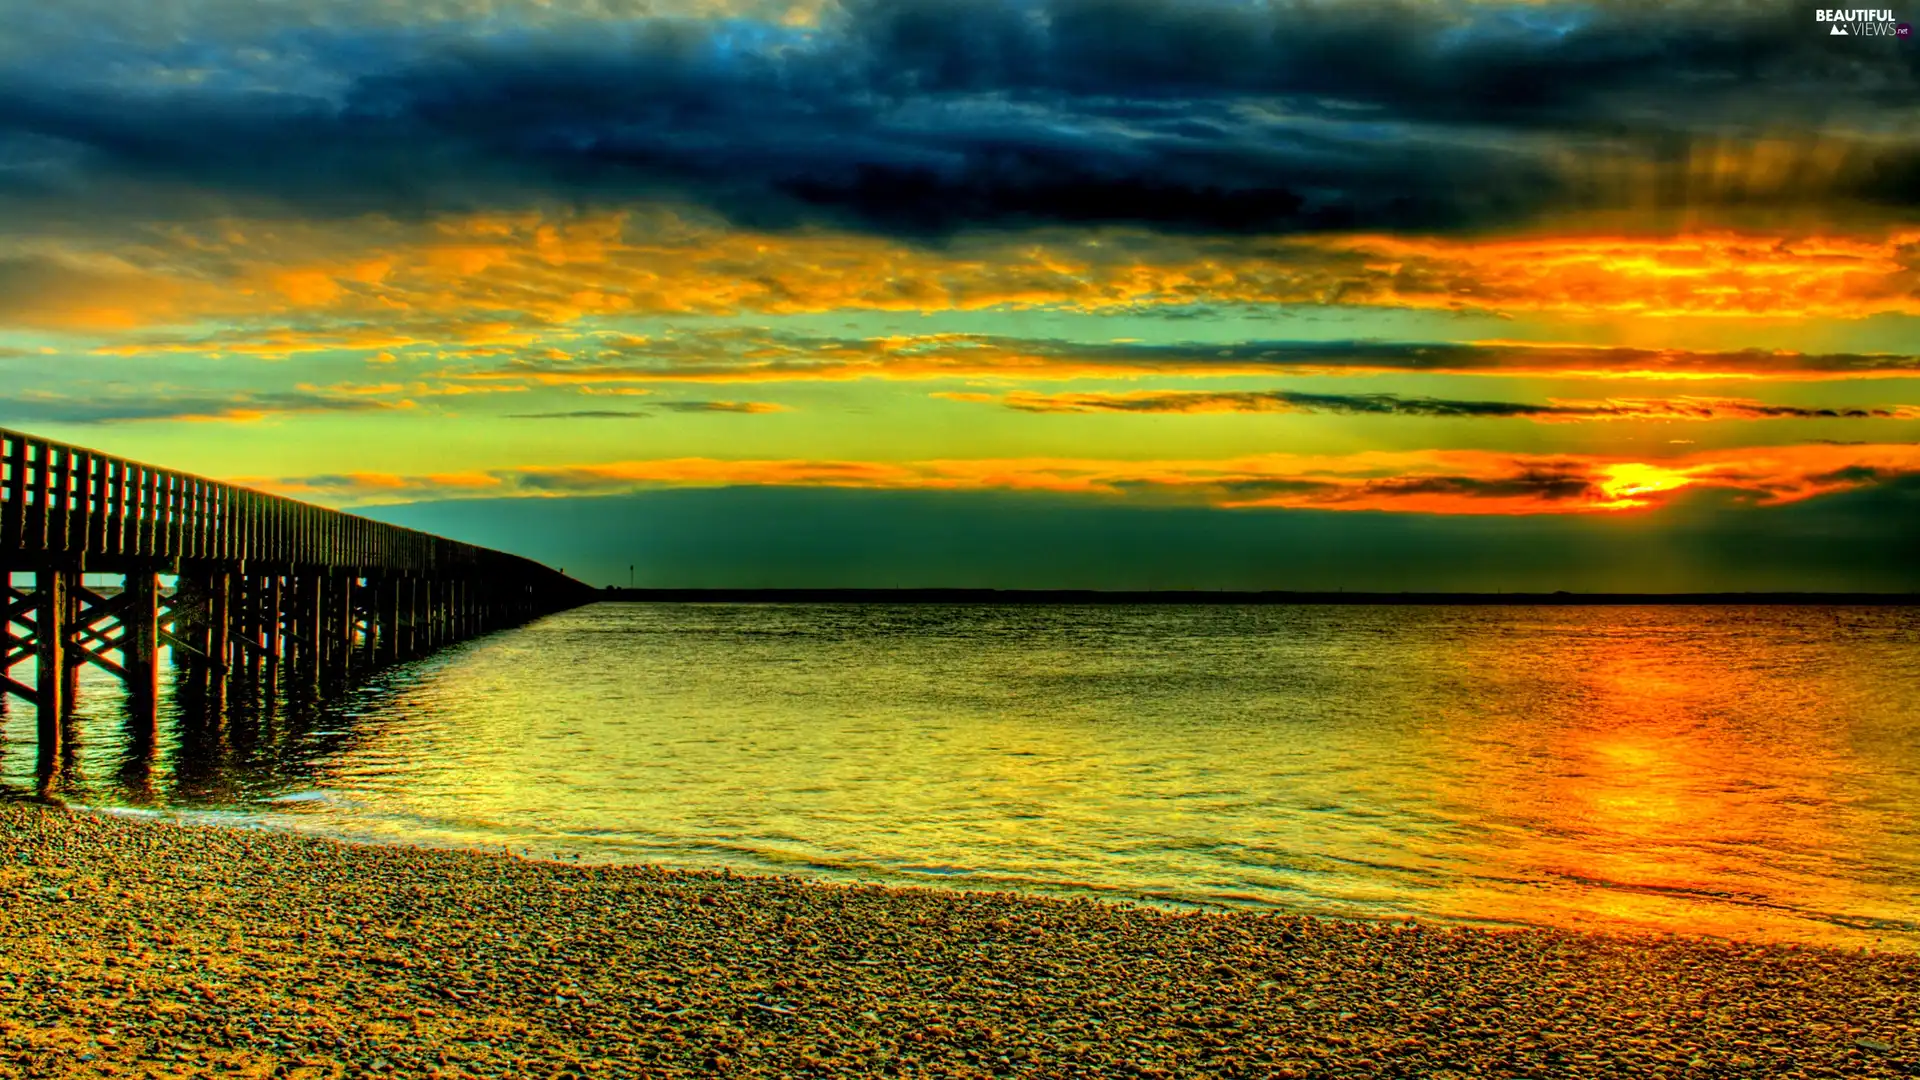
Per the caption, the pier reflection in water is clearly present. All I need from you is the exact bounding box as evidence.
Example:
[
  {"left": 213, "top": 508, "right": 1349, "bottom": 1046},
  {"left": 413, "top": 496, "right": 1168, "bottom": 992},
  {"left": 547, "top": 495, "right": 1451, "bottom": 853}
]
[
  {"left": 2, "top": 603, "right": 1916, "bottom": 953},
  {"left": 0, "top": 633, "right": 396, "bottom": 807}
]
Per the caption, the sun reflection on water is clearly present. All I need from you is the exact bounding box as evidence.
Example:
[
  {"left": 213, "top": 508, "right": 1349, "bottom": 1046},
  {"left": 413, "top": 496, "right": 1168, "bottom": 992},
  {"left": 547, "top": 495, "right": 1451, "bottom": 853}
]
[{"left": 3, "top": 604, "right": 1916, "bottom": 951}]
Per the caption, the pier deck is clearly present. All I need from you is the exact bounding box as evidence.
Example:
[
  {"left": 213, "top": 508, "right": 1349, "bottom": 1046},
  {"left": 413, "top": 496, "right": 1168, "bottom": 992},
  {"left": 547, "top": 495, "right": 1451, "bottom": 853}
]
[{"left": 1, "top": 427, "right": 590, "bottom": 768}]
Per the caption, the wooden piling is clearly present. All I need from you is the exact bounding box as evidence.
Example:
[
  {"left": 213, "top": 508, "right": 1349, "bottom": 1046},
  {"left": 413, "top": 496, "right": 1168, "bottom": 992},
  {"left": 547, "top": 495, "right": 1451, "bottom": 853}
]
[
  {"left": 61, "top": 576, "right": 80, "bottom": 712},
  {"left": 124, "top": 570, "right": 161, "bottom": 727},
  {"left": 266, "top": 573, "right": 283, "bottom": 662},
  {"left": 265, "top": 572, "right": 283, "bottom": 696},
  {"left": 0, "top": 566, "right": 14, "bottom": 713},
  {"left": 35, "top": 568, "right": 67, "bottom": 751},
  {"left": 379, "top": 576, "right": 393, "bottom": 658},
  {"left": 302, "top": 573, "right": 323, "bottom": 691},
  {"left": 208, "top": 570, "right": 230, "bottom": 713},
  {"left": 338, "top": 573, "right": 356, "bottom": 675},
  {"left": 406, "top": 577, "right": 421, "bottom": 655}
]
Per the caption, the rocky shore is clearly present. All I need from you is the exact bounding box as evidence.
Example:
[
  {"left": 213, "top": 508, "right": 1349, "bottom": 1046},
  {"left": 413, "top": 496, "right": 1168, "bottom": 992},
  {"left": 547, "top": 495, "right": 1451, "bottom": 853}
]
[{"left": 1, "top": 803, "right": 1915, "bottom": 1079}]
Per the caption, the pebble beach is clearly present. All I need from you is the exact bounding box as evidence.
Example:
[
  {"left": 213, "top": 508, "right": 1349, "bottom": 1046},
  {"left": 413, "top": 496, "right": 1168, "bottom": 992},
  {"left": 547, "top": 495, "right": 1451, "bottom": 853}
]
[{"left": 1, "top": 803, "right": 1915, "bottom": 1080}]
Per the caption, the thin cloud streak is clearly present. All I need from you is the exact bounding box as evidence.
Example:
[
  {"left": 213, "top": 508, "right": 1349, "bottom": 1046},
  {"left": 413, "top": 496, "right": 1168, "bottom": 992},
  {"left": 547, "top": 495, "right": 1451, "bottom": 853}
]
[
  {"left": 504, "top": 400, "right": 785, "bottom": 418},
  {"left": 459, "top": 331, "right": 1920, "bottom": 386},
  {"left": 0, "top": 389, "right": 415, "bottom": 425},
  {"left": 948, "top": 389, "right": 1920, "bottom": 422},
  {"left": 505, "top": 410, "right": 653, "bottom": 420}
]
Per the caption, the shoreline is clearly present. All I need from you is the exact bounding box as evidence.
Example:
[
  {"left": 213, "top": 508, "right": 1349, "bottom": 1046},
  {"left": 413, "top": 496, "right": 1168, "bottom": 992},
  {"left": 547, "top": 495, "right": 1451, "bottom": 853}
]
[
  {"left": 50, "top": 797, "right": 1914, "bottom": 956},
  {"left": 2, "top": 805, "right": 1916, "bottom": 1079}
]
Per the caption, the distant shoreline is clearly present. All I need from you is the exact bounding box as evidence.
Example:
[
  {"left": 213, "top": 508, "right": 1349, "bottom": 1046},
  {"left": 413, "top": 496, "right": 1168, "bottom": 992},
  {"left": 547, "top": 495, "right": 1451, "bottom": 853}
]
[{"left": 595, "top": 588, "right": 1920, "bottom": 606}]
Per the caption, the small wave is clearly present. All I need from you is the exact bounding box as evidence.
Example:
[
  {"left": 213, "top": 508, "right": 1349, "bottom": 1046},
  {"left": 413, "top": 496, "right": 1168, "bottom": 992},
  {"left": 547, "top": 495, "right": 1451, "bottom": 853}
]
[{"left": 257, "top": 790, "right": 341, "bottom": 805}]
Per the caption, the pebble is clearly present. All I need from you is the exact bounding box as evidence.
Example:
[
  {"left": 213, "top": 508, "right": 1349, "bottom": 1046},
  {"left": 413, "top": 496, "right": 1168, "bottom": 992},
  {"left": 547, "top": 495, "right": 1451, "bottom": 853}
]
[{"left": 0, "top": 802, "right": 1916, "bottom": 1079}]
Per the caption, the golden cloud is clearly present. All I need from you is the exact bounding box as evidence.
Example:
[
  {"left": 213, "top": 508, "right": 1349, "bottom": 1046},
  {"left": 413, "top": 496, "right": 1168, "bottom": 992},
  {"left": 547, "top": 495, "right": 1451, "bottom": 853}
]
[{"left": 18, "top": 210, "right": 1920, "bottom": 340}]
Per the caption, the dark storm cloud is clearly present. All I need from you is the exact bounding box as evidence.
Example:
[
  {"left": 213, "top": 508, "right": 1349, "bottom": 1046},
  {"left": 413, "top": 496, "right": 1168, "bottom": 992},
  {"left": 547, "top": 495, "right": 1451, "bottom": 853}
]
[{"left": 0, "top": 0, "right": 1913, "bottom": 236}]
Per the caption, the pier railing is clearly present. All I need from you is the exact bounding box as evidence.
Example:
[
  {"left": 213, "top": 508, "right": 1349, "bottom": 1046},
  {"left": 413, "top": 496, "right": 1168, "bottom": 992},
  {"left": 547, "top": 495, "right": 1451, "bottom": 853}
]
[
  {"left": 2, "top": 427, "right": 592, "bottom": 764},
  {"left": 2, "top": 427, "right": 568, "bottom": 579}
]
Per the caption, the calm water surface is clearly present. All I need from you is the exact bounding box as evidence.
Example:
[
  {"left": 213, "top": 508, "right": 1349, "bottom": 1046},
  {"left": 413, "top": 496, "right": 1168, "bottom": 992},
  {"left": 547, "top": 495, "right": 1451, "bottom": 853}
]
[{"left": 5, "top": 604, "right": 1917, "bottom": 950}]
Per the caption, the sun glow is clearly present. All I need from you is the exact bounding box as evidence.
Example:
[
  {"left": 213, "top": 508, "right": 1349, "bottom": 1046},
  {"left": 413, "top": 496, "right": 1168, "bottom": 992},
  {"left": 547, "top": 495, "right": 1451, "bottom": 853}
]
[{"left": 1596, "top": 463, "right": 1698, "bottom": 508}]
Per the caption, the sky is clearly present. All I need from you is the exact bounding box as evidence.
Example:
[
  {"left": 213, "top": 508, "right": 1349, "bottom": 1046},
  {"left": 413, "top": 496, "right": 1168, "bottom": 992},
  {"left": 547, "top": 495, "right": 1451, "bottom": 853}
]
[{"left": 1, "top": 0, "right": 1917, "bottom": 590}]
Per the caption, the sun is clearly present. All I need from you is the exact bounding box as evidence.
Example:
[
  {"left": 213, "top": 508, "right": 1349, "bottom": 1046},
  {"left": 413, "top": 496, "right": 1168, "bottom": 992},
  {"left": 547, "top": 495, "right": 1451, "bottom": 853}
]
[{"left": 1596, "top": 462, "right": 1697, "bottom": 508}]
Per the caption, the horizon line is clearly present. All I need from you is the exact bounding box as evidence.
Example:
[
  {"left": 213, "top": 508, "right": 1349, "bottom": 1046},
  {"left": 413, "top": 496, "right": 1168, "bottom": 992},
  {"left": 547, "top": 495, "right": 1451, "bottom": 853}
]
[{"left": 591, "top": 588, "right": 1920, "bottom": 606}]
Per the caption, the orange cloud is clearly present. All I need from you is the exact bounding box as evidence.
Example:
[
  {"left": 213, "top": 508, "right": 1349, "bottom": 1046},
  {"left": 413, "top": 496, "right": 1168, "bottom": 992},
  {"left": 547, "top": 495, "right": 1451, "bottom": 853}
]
[
  {"left": 1314, "top": 231, "right": 1920, "bottom": 319},
  {"left": 0, "top": 253, "right": 221, "bottom": 331},
  {"left": 21, "top": 211, "right": 1920, "bottom": 338},
  {"left": 269, "top": 218, "right": 1920, "bottom": 321}
]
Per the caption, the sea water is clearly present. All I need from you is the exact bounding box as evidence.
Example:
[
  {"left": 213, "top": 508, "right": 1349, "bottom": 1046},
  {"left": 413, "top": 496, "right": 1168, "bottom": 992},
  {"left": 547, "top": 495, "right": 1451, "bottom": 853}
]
[{"left": 5, "top": 603, "right": 1916, "bottom": 950}]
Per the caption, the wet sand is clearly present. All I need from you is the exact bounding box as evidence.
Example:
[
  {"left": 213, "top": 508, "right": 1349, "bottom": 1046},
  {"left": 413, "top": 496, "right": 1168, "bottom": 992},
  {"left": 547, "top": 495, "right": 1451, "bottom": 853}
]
[{"left": 0, "top": 803, "right": 1914, "bottom": 1079}]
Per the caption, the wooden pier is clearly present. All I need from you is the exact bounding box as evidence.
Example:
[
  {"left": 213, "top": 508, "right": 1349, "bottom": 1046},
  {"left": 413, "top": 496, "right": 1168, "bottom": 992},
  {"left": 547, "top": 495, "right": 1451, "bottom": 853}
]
[{"left": 1, "top": 427, "right": 590, "bottom": 763}]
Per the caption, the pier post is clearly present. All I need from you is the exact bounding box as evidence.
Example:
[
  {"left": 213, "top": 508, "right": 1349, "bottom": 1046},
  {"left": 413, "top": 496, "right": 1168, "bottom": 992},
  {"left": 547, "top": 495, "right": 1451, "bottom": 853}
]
[
  {"left": 407, "top": 577, "right": 422, "bottom": 655},
  {"left": 171, "top": 574, "right": 207, "bottom": 691},
  {"left": 227, "top": 573, "right": 245, "bottom": 682},
  {"left": 61, "top": 577, "right": 80, "bottom": 711},
  {"left": 0, "top": 568, "right": 12, "bottom": 715},
  {"left": 208, "top": 570, "right": 230, "bottom": 714},
  {"left": 305, "top": 573, "right": 324, "bottom": 674},
  {"left": 378, "top": 576, "right": 400, "bottom": 663},
  {"left": 265, "top": 572, "right": 283, "bottom": 695},
  {"left": 265, "top": 573, "right": 282, "bottom": 662},
  {"left": 286, "top": 573, "right": 302, "bottom": 673},
  {"left": 247, "top": 574, "right": 266, "bottom": 682},
  {"left": 35, "top": 568, "right": 68, "bottom": 751},
  {"left": 338, "top": 573, "right": 356, "bottom": 675},
  {"left": 315, "top": 573, "right": 333, "bottom": 674},
  {"left": 417, "top": 578, "right": 431, "bottom": 650},
  {"left": 387, "top": 577, "right": 402, "bottom": 657},
  {"left": 124, "top": 569, "right": 160, "bottom": 730},
  {"left": 228, "top": 573, "right": 248, "bottom": 702},
  {"left": 303, "top": 572, "right": 323, "bottom": 692}
]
